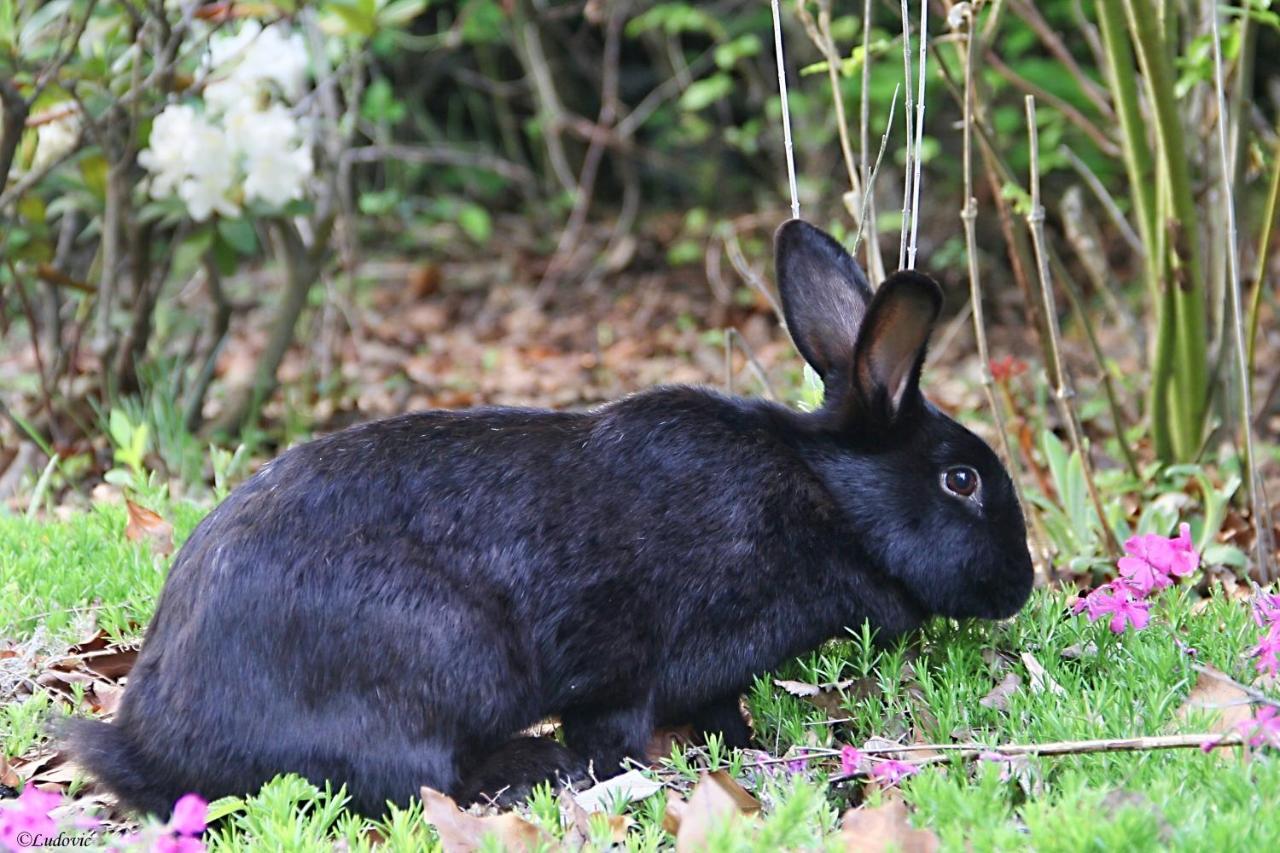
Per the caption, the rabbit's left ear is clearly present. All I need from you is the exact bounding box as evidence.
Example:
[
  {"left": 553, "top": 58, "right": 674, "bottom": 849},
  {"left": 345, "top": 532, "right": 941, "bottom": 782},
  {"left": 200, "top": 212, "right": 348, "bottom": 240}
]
[{"left": 851, "top": 270, "right": 943, "bottom": 425}]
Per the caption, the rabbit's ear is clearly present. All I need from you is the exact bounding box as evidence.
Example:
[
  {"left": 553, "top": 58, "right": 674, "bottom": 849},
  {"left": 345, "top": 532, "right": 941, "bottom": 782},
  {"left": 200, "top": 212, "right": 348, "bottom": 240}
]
[
  {"left": 774, "top": 220, "right": 873, "bottom": 381},
  {"left": 851, "top": 270, "right": 943, "bottom": 424}
]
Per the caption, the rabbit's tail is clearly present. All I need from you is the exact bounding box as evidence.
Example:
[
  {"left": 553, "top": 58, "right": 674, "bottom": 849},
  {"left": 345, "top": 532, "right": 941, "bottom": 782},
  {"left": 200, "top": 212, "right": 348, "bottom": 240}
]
[
  {"left": 63, "top": 717, "right": 176, "bottom": 817},
  {"left": 456, "top": 737, "right": 588, "bottom": 807}
]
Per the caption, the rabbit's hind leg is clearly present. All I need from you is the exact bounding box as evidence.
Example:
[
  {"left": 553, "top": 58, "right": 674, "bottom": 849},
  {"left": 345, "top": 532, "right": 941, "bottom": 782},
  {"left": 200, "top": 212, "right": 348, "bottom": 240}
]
[
  {"left": 455, "top": 736, "right": 588, "bottom": 807},
  {"left": 341, "top": 738, "right": 460, "bottom": 817},
  {"left": 688, "top": 694, "right": 752, "bottom": 749},
  {"left": 561, "top": 698, "right": 654, "bottom": 781}
]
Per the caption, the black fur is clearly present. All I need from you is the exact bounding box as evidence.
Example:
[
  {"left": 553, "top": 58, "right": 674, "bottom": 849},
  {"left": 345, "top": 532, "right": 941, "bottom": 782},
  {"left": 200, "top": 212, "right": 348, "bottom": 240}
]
[{"left": 68, "top": 220, "right": 1033, "bottom": 817}]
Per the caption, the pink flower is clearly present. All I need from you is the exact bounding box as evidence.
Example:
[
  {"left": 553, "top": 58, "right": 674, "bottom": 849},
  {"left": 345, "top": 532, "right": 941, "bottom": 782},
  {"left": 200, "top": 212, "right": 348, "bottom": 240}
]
[
  {"left": 1120, "top": 523, "right": 1198, "bottom": 589},
  {"left": 0, "top": 787, "right": 61, "bottom": 853},
  {"left": 784, "top": 757, "right": 808, "bottom": 775},
  {"left": 167, "top": 794, "right": 208, "bottom": 837},
  {"left": 839, "top": 746, "right": 863, "bottom": 776},
  {"left": 869, "top": 759, "right": 918, "bottom": 786},
  {"left": 1252, "top": 593, "right": 1280, "bottom": 629},
  {"left": 1236, "top": 706, "right": 1280, "bottom": 749},
  {"left": 1076, "top": 581, "right": 1151, "bottom": 633},
  {"left": 151, "top": 837, "right": 206, "bottom": 853},
  {"left": 1251, "top": 625, "right": 1280, "bottom": 678},
  {"left": 977, "top": 750, "right": 1015, "bottom": 781}
]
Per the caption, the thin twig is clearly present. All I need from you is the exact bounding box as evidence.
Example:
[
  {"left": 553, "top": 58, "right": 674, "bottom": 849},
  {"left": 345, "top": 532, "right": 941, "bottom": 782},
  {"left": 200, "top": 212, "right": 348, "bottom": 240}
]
[
  {"left": 852, "top": 85, "right": 900, "bottom": 267},
  {"left": 1059, "top": 144, "right": 1143, "bottom": 257},
  {"left": 859, "top": 0, "right": 884, "bottom": 282},
  {"left": 1192, "top": 664, "right": 1280, "bottom": 711},
  {"left": 897, "top": 0, "right": 915, "bottom": 268},
  {"left": 725, "top": 327, "right": 778, "bottom": 401},
  {"left": 906, "top": 0, "right": 929, "bottom": 270},
  {"left": 771, "top": 0, "right": 800, "bottom": 220},
  {"left": 958, "top": 7, "right": 1049, "bottom": 573},
  {"left": 1211, "top": 7, "right": 1274, "bottom": 583},
  {"left": 1025, "top": 95, "right": 1121, "bottom": 558}
]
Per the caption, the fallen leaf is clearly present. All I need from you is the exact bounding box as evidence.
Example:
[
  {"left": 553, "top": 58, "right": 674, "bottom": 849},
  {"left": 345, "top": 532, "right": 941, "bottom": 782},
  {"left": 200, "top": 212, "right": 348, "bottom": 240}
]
[
  {"left": 560, "top": 789, "right": 632, "bottom": 846},
  {"left": 1020, "top": 652, "right": 1066, "bottom": 696},
  {"left": 574, "top": 768, "right": 662, "bottom": 814},
  {"left": 1175, "top": 666, "right": 1254, "bottom": 734},
  {"left": 978, "top": 673, "right": 1022, "bottom": 712},
  {"left": 774, "top": 678, "right": 868, "bottom": 715},
  {"left": 663, "top": 795, "right": 688, "bottom": 835},
  {"left": 840, "top": 799, "right": 940, "bottom": 853},
  {"left": 675, "top": 771, "right": 760, "bottom": 853},
  {"left": 646, "top": 725, "right": 694, "bottom": 762},
  {"left": 124, "top": 500, "right": 174, "bottom": 557},
  {"left": 420, "top": 787, "right": 549, "bottom": 853},
  {"left": 0, "top": 755, "right": 20, "bottom": 788}
]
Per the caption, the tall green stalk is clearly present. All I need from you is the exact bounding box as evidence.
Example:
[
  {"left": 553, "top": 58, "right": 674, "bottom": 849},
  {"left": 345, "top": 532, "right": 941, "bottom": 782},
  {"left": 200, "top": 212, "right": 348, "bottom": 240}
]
[{"left": 1116, "top": 0, "right": 1203, "bottom": 458}]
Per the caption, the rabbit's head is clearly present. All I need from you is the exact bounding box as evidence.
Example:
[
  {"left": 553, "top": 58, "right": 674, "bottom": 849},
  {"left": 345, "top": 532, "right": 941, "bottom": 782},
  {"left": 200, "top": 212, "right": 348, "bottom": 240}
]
[{"left": 776, "top": 220, "right": 1034, "bottom": 620}]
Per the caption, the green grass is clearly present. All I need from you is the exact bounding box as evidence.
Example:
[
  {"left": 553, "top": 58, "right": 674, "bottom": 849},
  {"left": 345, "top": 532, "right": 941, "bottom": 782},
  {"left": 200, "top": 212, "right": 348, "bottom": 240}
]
[{"left": 1, "top": 506, "right": 1276, "bottom": 850}]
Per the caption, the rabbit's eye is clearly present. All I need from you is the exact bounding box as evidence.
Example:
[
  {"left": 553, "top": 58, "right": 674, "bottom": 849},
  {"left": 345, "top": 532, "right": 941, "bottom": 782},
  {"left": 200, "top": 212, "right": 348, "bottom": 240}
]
[{"left": 943, "top": 466, "right": 980, "bottom": 499}]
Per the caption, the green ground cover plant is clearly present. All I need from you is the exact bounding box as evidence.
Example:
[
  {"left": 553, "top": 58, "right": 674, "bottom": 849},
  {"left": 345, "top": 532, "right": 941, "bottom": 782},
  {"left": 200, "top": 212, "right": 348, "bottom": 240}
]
[{"left": 2, "top": 502, "right": 1277, "bottom": 850}]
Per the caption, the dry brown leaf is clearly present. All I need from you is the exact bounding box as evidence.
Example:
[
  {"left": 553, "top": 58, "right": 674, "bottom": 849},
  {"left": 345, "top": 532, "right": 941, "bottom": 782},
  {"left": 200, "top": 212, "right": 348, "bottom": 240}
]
[
  {"left": 0, "top": 754, "right": 20, "bottom": 789},
  {"left": 420, "top": 787, "right": 550, "bottom": 853},
  {"left": 675, "top": 771, "right": 760, "bottom": 853},
  {"left": 774, "top": 677, "right": 868, "bottom": 715},
  {"left": 1175, "top": 666, "right": 1254, "bottom": 734},
  {"left": 979, "top": 673, "right": 1022, "bottom": 712},
  {"left": 124, "top": 499, "right": 174, "bottom": 557},
  {"left": 1020, "top": 652, "right": 1066, "bottom": 696},
  {"left": 840, "top": 799, "right": 940, "bottom": 853},
  {"left": 574, "top": 768, "right": 662, "bottom": 814}
]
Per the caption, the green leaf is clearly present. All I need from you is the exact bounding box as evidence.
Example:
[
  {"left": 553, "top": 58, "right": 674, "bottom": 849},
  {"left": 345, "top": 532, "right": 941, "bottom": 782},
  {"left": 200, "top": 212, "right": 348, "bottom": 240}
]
[
  {"left": 17, "top": 194, "right": 46, "bottom": 225},
  {"left": 216, "top": 218, "right": 258, "bottom": 256},
  {"left": 376, "top": 0, "right": 428, "bottom": 29},
  {"left": 678, "top": 73, "right": 733, "bottom": 112},
  {"left": 457, "top": 202, "right": 492, "bottom": 243},
  {"left": 171, "top": 226, "right": 214, "bottom": 284},
  {"left": 321, "top": 0, "right": 377, "bottom": 37}
]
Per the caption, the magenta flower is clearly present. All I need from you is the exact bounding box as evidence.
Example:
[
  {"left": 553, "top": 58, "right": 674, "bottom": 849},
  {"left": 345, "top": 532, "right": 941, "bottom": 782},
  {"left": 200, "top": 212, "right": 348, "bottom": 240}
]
[
  {"left": 151, "top": 837, "right": 205, "bottom": 853},
  {"left": 1118, "top": 523, "right": 1198, "bottom": 595},
  {"left": 1237, "top": 706, "right": 1280, "bottom": 749},
  {"left": 167, "top": 794, "right": 208, "bottom": 837},
  {"left": 784, "top": 757, "right": 808, "bottom": 775},
  {"left": 1252, "top": 626, "right": 1280, "bottom": 678},
  {"left": 1253, "top": 593, "right": 1280, "bottom": 629},
  {"left": 869, "top": 759, "right": 918, "bottom": 786},
  {"left": 1075, "top": 581, "right": 1151, "bottom": 633},
  {"left": 839, "top": 745, "right": 863, "bottom": 776},
  {"left": 0, "top": 787, "right": 62, "bottom": 853},
  {"left": 978, "top": 750, "right": 1015, "bottom": 781}
]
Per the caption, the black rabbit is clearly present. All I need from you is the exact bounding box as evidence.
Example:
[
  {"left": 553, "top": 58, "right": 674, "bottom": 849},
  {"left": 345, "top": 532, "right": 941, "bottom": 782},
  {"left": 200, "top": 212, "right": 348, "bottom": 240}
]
[{"left": 68, "top": 220, "right": 1033, "bottom": 817}]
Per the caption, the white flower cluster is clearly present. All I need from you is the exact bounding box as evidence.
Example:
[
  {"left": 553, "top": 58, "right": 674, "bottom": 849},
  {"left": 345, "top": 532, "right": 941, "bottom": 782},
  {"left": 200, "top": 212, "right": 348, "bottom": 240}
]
[{"left": 139, "top": 22, "right": 314, "bottom": 222}]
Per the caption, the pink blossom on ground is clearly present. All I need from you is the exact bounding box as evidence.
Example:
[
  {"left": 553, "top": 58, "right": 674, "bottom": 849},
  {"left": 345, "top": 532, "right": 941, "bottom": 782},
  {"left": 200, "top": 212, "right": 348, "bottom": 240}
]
[
  {"left": 839, "top": 746, "right": 863, "bottom": 776},
  {"left": 977, "top": 750, "right": 1015, "bottom": 782},
  {"left": 1237, "top": 706, "right": 1280, "bottom": 749},
  {"left": 0, "top": 787, "right": 62, "bottom": 853},
  {"left": 150, "top": 836, "right": 205, "bottom": 853},
  {"left": 167, "top": 794, "right": 208, "bottom": 837},
  {"left": 1251, "top": 626, "right": 1280, "bottom": 678},
  {"left": 1076, "top": 581, "right": 1151, "bottom": 633},
  {"left": 784, "top": 757, "right": 808, "bottom": 775},
  {"left": 869, "top": 759, "right": 918, "bottom": 786},
  {"left": 1252, "top": 593, "right": 1280, "bottom": 629}
]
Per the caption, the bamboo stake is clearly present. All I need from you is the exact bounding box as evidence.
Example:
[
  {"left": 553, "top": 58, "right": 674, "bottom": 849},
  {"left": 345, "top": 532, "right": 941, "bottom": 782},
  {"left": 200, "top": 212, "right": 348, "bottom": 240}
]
[
  {"left": 1024, "top": 96, "right": 1121, "bottom": 557},
  {"left": 771, "top": 0, "right": 800, "bottom": 220},
  {"left": 906, "top": 0, "right": 928, "bottom": 270},
  {"left": 859, "top": 0, "right": 885, "bottom": 283},
  {"left": 1210, "top": 7, "right": 1274, "bottom": 583},
  {"left": 897, "top": 0, "right": 915, "bottom": 269}
]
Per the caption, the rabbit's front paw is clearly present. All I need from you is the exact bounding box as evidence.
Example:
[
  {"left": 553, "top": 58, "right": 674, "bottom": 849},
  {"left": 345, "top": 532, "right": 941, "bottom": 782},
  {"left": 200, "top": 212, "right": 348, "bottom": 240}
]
[
  {"left": 562, "top": 702, "right": 654, "bottom": 780},
  {"left": 688, "top": 694, "right": 753, "bottom": 749}
]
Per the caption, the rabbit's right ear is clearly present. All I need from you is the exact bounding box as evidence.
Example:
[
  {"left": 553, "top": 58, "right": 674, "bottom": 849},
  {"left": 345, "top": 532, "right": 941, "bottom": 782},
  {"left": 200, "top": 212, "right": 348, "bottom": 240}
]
[{"left": 774, "top": 220, "right": 873, "bottom": 382}]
